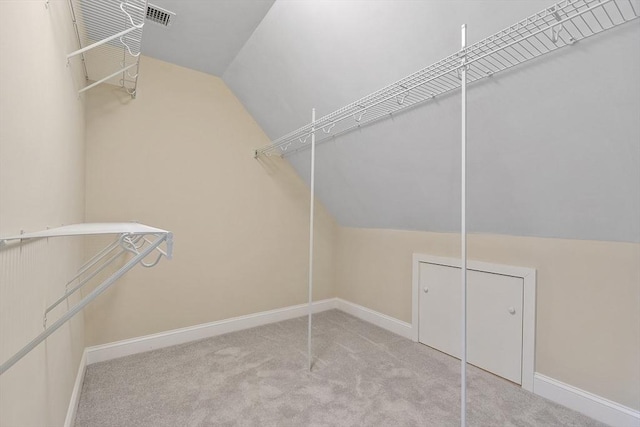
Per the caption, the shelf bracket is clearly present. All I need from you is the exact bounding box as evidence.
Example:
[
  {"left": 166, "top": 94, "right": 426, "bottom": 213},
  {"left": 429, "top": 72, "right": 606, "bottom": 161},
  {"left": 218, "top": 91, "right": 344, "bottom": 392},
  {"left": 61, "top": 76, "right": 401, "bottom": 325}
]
[
  {"left": 66, "top": 0, "right": 147, "bottom": 96},
  {"left": 549, "top": 6, "right": 565, "bottom": 44},
  {"left": 0, "top": 223, "right": 173, "bottom": 376},
  {"left": 457, "top": 49, "right": 469, "bottom": 80}
]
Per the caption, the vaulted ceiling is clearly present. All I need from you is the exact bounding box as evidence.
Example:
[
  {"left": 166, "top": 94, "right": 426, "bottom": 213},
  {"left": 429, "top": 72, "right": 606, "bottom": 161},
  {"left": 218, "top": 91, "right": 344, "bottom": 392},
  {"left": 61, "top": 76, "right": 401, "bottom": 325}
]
[
  {"left": 141, "top": 0, "right": 640, "bottom": 243},
  {"left": 142, "top": 0, "right": 275, "bottom": 76}
]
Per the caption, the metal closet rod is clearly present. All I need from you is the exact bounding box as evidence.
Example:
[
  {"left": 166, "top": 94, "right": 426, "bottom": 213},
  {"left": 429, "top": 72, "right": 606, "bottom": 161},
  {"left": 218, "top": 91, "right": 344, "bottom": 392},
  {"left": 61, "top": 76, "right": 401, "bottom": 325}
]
[
  {"left": 0, "top": 223, "right": 173, "bottom": 376},
  {"left": 254, "top": 0, "right": 638, "bottom": 158}
]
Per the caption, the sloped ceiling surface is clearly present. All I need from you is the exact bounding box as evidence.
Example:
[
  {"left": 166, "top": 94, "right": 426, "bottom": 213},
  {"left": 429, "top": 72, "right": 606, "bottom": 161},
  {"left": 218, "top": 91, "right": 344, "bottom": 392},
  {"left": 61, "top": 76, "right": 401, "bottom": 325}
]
[
  {"left": 142, "top": 0, "right": 275, "bottom": 76},
  {"left": 223, "top": 0, "right": 640, "bottom": 243}
]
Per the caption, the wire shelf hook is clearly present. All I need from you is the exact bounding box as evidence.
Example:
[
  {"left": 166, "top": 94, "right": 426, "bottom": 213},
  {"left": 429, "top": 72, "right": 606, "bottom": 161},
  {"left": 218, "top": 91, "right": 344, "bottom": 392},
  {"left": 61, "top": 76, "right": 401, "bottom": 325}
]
[
  {"left": 122, "top": 234, "right": 164, "bottom": 268},
  {"left": 354, "top": 108, "right": 367, "bottom": 122},
  {"left": 396, "top": 92, "right": 409, "bottom": 105},
  {"left": 550, "top": 24, "right": 565, "bottom": 43},
  {"left": 322, "top": 123, "right": 336, "bottom": 134},
  {"left": 126, "top": 68, "right": 139, "bottom": 79},
  {"left": 120, "top": 36, "right": 141, "bottom": 58},
  {"left": 549, "top": 6, "right": 565, "bottom": 44},
  {"left": 120, "top": 1, "right": 145, "bottom": 29},
  {"left": 141, "top": 252, "right": 164, "bottom": 268},
  {"left": 280, "top": 142, "right": 292, "bottom": 152}
]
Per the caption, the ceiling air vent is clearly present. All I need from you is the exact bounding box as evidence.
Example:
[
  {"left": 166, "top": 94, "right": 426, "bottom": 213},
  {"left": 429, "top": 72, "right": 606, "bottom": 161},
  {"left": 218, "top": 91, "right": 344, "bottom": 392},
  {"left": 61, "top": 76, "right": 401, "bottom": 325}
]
[{"left": 146, "top": 4, "right": 175, "bottom": 26}]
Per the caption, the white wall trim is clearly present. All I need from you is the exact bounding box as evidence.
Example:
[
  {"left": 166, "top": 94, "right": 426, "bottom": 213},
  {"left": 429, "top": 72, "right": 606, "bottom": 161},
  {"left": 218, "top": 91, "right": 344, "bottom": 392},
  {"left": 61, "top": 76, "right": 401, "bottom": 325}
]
[
  {"left": 66, "top": 300, "right": 638, "bottom": 427},
  {"left": 64, "top": 348, "right": 87, "bottom": 427},
  {"left": 534, "top": 373, "right": 640, "bottom": 427},
  {"left": 334, "top": 298, "right": 413, "bottom": 340},
  {"left": 84, "top": 298, "right": 415, "bottom": 365},
  {"left": 412, "top": 253, "right": 537, "bottom": 392},
  {"left": 85, "top": 298, "right": 337, "bottom": 365}
]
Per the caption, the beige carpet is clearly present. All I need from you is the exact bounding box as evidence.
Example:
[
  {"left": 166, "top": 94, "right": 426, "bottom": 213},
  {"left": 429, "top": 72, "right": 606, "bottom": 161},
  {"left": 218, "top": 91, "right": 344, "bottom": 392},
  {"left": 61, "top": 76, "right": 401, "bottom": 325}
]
[{"left": 75, "top": 310, "right": 604, "bottom": 426}]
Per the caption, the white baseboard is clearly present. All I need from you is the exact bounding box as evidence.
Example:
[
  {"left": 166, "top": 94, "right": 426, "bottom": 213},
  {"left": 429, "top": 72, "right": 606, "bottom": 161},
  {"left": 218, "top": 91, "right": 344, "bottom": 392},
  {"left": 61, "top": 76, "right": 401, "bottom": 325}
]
[
  {"left": 84, "top": 298, "right": 413, "bottom": 366},
  {"left": 334, "top": 298, "right": 413, "bottom": 340},
  {"left": 68, "top": 299, "right": 637, "bottom": 427},
  {"left": 85, "top": 298, "right": 337, "bottom": 365},
  {"left": 534, "top": 373, "right": 640, "bottom": 427},
  {"left": 64, "top": 348, "right": 87, "bottom": 427}
]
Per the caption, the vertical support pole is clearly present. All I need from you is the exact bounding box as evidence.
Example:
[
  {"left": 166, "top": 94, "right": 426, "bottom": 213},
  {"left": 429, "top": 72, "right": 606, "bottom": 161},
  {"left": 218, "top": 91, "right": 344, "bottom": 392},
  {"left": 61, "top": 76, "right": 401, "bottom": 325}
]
[
  {"left": 460, "top": 24, "right": 468, "bottom": 427},
  {"left": 308, "top": 108, "right": 316, "bottom": 371}
]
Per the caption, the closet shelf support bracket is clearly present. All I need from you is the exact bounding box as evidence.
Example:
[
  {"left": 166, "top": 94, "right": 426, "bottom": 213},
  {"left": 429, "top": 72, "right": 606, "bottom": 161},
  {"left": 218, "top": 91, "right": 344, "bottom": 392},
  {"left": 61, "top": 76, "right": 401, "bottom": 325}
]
[{"left": 0, "top": 223, "right": 173, "bottom": 376}]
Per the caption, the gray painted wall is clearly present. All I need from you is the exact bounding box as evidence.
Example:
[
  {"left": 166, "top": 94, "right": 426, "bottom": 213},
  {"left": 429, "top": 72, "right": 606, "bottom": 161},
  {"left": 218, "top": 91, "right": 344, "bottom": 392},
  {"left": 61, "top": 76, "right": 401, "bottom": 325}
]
[
  {"left": 224, "top": 1, "right": 640, "bottom": 242},
  {"left": 142, "top": 0, "right": 275, "bottom": 76}
]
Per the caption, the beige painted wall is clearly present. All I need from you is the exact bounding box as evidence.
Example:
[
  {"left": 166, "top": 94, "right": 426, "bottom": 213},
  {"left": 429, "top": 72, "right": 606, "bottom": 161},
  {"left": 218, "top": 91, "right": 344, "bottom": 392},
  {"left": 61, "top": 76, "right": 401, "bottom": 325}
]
[
  {"left": 1, "top": 3, "right": 635, "bottom": 424},
  {"left": 82, "top": 54, "right": 638, "bottom": 412},
  {"left": 336, "top": 227, "right": 640, "bottom": 410},
  {"left": 0, "top": 1, "right": 86, "bottom": 425},
  {"left": 84, "top": 56, "right": 337, "bottom": 345}
]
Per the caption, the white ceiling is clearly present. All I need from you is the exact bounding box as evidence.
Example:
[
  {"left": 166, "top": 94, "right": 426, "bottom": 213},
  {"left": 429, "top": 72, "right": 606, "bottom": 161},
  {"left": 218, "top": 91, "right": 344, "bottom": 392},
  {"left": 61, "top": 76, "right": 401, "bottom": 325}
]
[
  {"left": 141, "top": 0, "right": 275, "bottom": 76},
  {"left": 140, "top": 0, "right": 640, "bottom": 242}
]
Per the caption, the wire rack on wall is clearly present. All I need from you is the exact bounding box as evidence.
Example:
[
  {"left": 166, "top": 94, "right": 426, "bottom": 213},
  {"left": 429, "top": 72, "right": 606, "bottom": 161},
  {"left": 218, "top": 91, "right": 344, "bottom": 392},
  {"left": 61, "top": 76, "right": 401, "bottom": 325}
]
[
  {"left": 255, "top": 0, "right": 639, "bottom": 158},
  {"left": 0, "top": 223, "right": 173, "bottom": 375},
  {"left": 67, "top": 0, "right": 148, "bottom": 97}
]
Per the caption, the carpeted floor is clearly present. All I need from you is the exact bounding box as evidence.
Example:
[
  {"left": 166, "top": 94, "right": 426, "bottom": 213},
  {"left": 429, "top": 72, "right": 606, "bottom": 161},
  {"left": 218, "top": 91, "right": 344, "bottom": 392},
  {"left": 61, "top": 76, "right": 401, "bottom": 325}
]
[{"left": 75, "top": 310, "right": 604, "bottom": 426}]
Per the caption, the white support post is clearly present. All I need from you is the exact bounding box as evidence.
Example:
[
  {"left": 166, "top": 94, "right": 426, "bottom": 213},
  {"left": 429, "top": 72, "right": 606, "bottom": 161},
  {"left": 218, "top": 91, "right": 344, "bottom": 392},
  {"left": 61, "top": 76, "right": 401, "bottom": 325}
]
[
  {"left": 308, "top": 108, "right": 316, "bottom": 371},
  {"left": 460, "top": 24, "right": 468, "bottom": 427}
]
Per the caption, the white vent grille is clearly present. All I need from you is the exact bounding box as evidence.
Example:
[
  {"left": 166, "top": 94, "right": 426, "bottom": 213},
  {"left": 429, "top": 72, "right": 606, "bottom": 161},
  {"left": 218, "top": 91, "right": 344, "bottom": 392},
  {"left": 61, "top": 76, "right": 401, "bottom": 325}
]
[{"left": 146, "top": 4, "right": 174, "bottom": 26}]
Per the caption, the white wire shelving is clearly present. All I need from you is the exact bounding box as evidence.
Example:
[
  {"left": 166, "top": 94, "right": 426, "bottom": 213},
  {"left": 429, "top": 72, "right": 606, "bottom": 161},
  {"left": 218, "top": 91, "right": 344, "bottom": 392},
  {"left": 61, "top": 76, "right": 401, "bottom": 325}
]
[
  {"left": 67, "top": 0, "right": 148, "bottom": 97},
  {"left": 254, "top": 0, "right": 639, "bottom": 158},
  {"left": 0, "top": 223, "right": 173, "bottom": 375}
]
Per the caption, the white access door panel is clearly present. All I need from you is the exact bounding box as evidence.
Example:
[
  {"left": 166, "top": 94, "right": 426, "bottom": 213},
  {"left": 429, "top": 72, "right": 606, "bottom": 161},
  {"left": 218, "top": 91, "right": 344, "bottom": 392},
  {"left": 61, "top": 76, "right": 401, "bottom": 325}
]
[{"left": 419, "top": 262, "right": 524, "bottom": 384}]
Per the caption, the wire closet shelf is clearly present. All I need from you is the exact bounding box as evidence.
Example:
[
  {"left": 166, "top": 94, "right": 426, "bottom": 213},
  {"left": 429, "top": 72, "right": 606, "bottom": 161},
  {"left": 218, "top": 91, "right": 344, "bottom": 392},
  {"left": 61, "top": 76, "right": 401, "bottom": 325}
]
[
  {"left": 254, "top": 0, "right": 639, "bottom": 158},
  {"left": 0, "top": 223, "right": 173, "bottom": 375},
  {"left": 67, "top": 0, "right": 148, "bottom": 97}
]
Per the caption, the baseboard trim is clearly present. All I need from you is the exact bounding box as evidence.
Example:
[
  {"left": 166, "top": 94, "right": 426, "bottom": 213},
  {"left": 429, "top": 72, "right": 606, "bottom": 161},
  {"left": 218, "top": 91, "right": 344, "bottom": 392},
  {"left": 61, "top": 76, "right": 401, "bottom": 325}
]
[
  {"left": 70, "top": 300, "right": 638, "bottom": 427},
  {"left": 334, "top": 298, "right": 413, "bottom": 340},
  {"left": 534, "top": 373, "right": 640, "bottom": 427},
  {"left": 64, "top": 348, "right": 87, "bottom": 427},
  {"left": 85, "top": 298, "right": 338, "bottom": 365}
]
